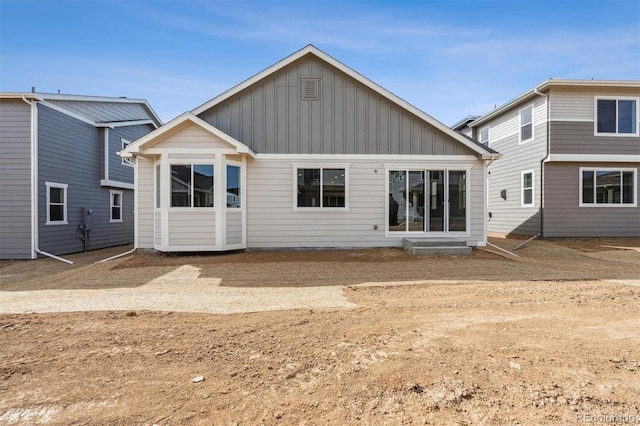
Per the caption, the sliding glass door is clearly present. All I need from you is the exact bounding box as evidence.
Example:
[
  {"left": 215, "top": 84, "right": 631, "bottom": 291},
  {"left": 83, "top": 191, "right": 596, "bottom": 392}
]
[{"left": 388, "top": 169, "right": 467, "bottom": 233}]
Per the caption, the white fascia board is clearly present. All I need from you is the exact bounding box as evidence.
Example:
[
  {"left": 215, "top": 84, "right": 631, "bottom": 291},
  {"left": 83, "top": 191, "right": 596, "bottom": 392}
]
[
  {"left": 100, "top": 179, "right": 134, "bottom": 190},
  {"left": 96, "top": 119, "right": 156, "bottom": 128},
  {"left": 121, "top": 112, "right": 255, "bottom": 158},
  {"left": 190, "top": 45, "right": 494, "bottom": 157},
  {"left": 546, "top": 154, "right": 640, "bottom": 163},
  {"left": 38, "top": 100, "right": 97, "bottom": 126},
  {"left": 255, "top": 153, "right": 480, "bottom": 162},
  {"left": 471, "top": 79, "right": 640, "bottom": 128},
  {"left": 37, "top": 93, "right": 149, "bottom": 103},
  {"left": 0, "top": 92, "right": 37, "bottom": 99}
]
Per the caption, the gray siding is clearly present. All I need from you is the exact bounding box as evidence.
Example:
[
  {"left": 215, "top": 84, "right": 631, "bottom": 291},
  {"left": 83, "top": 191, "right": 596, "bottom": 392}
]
[
  {"left": 0, "top": 99, "right": 33, "bottom": 259},
  {"left": 37, "top": 105, "right": 133, "bottom": 255},
  {"left": 549, "top": 121, "right": 640, "bottom": 155},
  {"left": 45, "top": 100, "right": 152, "bottom": 123},
  {"left": 543, "top": 162, "right": 640, "bottom": 237},
  {"left": 487, "top": 119, "right": 548, "bottom": 236},
  {"left": 200, "top": 55, "right": 473, "bottom": 156},
  {"left": 109, "top": 124, "right": 154, "bottom": 183}
]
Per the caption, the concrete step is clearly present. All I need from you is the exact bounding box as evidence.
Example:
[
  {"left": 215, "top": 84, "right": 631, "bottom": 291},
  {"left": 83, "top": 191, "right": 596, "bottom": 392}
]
[
  {"left": 402, "top": 238, "right": 469, "bottom": 251},
  {"left": 410, "top": 246, "right": 472, "bottom": 256}
]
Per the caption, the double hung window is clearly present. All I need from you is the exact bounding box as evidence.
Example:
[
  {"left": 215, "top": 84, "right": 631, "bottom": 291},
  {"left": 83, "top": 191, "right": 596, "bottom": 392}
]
[
  {"left": 519, "top": 105, "right": 534, "bottom": 143},
  {"left": 110, "top": 190, "right": 123, "bottom": 222},
  {"left": 521, "top": 171, "right": 534, "bottom": 207},
  {"left": 46, "top": 182, "right": 68, "bottom": 225},
  {"left": 479, "top": 126, "right": 489, "bottom": 145}
]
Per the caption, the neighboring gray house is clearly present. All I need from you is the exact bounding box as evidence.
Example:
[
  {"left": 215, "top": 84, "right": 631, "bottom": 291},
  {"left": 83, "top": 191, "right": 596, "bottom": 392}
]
[
  {"left": 0, "top": 92, "right": 161, "bottom": 259},
  {"left": 459, "top": 79, "right": 639, "bottom": 237},
  {"left": 122, "top": 45, "right": 500, "bottom": 253}
]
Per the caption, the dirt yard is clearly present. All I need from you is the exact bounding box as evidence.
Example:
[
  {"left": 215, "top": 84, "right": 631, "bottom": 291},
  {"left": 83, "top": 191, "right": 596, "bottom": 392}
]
[{"left": 1, "top": 238, "right": 639, "bottom": 425}]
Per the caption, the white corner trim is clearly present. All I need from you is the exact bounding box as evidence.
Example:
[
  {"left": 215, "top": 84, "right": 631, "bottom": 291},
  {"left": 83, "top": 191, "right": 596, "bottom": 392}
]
[
  {"left": 546, "top": 154, "right": 640, "bottom": 163},
  {"left": 101, "top": 179, "right": 134, "bottom": 190}
]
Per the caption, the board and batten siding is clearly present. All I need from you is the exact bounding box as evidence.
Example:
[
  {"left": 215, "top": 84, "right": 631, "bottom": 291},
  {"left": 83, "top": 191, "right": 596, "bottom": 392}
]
[
  {"left": 0, "top": 99, "right": 33, "bottom": 259},
  {"left": 37, "top": 104, "right": 133, "bottom": 255},
  {"left": 543, "top": 163, "right": 640, "bottom": 237},
  {"left": 245, "top": 157, "right": 486, "bottom": 248},
  {"left": 200, "top": 55, "right": 474, "bottom": 156},
  {"left": 485, "top": 97, "right": 548, "bottom": 235}
]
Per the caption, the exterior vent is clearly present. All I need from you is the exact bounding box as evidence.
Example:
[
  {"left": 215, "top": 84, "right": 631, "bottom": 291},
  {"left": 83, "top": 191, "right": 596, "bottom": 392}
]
[{"left": 301, "top": 78, "right": 320, "bottom": 100}]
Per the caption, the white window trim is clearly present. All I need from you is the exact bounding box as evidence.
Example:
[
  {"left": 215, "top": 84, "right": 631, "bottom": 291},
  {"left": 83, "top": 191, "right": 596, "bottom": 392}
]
[
  {"left": 479, "top": 126, "right": 490, "bottom": 145},
  {"left": 384, "top": 166, "right": 471, "bottom": 237},
  {"left": 521, "top": 170, "right": 535, "bottom": 207},
  {"left": 292, "top": 163, "right": 351, "bottom": 211},
  {"left": 226, "top": 159, "right": 243, "bottom": 209},
  {"left": 519, "top": 104, "right": 534, "bottom": 144},
  {"left": 121, "top": 139, "right": 135, "bottom": 167},
  {"left": 579, "top": 167, "right": 637, "bottom": 207},
  {"left": 45, "top": 182, "right": 68, "bottom": 225},
  {"left": 110, "top": 190, "right": 123, "bottom": 223},
  {"left": 168, "top": 162, "right": 216, "bottom": 209},
  {"left": 593, "top": 96, "right": 639, "bottom": 137}
]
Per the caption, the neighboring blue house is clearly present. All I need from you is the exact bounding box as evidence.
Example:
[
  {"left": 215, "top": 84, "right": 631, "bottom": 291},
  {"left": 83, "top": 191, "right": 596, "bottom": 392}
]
[{"left": 0, "top": 92, "right": 162, "bottom": 260}]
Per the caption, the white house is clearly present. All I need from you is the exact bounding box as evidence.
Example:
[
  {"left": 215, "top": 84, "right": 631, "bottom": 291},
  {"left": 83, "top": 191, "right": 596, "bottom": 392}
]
[{"left": 121, "top": 45, "right": 500, "bottom": 252}]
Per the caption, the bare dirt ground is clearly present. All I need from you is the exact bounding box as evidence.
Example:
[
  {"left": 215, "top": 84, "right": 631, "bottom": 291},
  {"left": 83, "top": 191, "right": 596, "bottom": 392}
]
[{"left": 0, "top": 237, "right": 639, "bottom": 425}]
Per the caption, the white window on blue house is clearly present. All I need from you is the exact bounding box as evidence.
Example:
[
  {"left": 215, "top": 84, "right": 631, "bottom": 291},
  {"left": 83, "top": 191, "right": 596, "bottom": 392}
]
[
  {"left": 110, "top": 190, "right": 123, "bottom": 222},
  {"left": 580, "top": 168, "right": 637, "bottom": 206},
  {"left": 595, "top": 97, "right": 638, "bottom": 136},
  {"left": 521, "top": 170, "right": 534, "bottom": 207},
  {"left": 519, "top": 105, "right": 534, "bottom": 143},
  {"left": 121, "top": 139, "right": 134, "bottom": 166},
  {"left": 46, "top": 182, "right": 68, "bottom": 225}
]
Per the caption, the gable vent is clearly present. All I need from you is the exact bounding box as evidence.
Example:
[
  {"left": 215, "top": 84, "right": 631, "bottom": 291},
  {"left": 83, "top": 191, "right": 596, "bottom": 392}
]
[{"left": 301, "top": 78, "right": 320, "bottom": 100}]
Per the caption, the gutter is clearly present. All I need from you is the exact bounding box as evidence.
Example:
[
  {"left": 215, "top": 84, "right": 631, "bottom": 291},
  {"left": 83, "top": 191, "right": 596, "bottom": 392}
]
[
  {"left": 21, "top": 95, "right": 74, "bottom": 265},
  {"left": 21, "top": 95, "right": 39, "bottom": 260},
  {"left": 533, "top": 86, "right": 550, "bottom": 238}
]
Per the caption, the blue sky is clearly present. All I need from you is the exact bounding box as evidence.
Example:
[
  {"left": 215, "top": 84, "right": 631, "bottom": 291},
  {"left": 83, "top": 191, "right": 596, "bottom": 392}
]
[{"left": 1, "top": 0, "right": 639, "bottom": 126}]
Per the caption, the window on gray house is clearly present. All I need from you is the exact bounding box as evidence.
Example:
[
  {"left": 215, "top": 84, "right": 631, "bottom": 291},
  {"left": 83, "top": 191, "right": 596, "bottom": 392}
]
[
  {"left": 581, "top": 169, "right": 636, "bottom": 205},
  {"left": 596, "top": 98, "right": 637, "bottom": 135}
]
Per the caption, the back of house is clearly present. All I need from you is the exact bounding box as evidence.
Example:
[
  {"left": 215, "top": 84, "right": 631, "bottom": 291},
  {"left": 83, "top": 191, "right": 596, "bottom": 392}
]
[
  {"left": 463, "top": 79, "right": 639, "bottom": 237},
  {"left": 122, "top": 45, "right": 499, "bottom": 253},
  {"left": 0, "top": 93, "right": 161, "bottom": 260}
]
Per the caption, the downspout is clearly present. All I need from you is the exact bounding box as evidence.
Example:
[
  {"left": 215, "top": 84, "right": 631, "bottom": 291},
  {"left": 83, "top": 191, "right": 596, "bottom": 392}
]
[
  {"left": 104, "top": 127, "right": 110, "bottom": 182},
  {"left": 21, "top": 95, "right": 39, "bottom": 260},
  {"left": 22, "top": 95, "right": 74, "bottom": 265},
  {"left": 482, "top": 155, "right": 497, "bottom": 245},
  {"left": 533, "top": 87, "right": 550, "bottom": 238}
]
